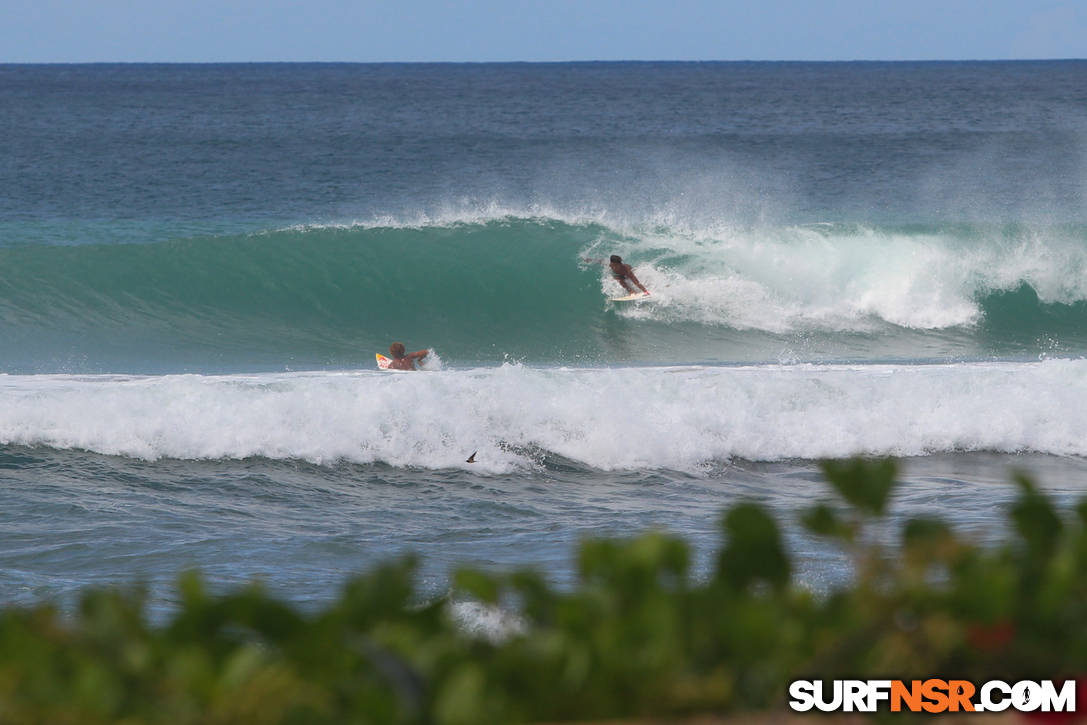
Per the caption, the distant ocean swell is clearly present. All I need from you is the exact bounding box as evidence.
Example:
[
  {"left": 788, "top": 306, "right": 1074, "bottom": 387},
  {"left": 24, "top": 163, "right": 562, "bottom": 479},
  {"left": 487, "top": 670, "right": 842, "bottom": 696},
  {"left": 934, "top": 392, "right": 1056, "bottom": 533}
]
[
  {"left": 3, "top": 216, "right": 1087, "bottom": 370},
  {"left": 1, "top": 360, "right": 1085, "bottom": 472}
]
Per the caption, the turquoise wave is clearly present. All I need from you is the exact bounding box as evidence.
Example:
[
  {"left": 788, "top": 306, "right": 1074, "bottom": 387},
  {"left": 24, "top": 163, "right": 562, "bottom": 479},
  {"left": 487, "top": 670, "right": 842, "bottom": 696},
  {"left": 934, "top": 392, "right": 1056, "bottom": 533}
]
[
  {"left": 0, "top": 219, "right": 641, "bottom": 369},
  {"left": 3, "top": 217, "right": 1087, "bottom": 372}
]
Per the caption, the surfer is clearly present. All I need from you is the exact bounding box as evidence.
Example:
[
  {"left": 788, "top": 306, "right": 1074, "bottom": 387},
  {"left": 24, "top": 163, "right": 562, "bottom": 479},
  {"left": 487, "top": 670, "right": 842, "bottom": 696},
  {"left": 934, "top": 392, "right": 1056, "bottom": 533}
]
[
  {"left": 583, "top": 254, "right": 650, "bottom": 296},
  {"left": 387, "top": 342, "right": 429, "bottom": 371}
]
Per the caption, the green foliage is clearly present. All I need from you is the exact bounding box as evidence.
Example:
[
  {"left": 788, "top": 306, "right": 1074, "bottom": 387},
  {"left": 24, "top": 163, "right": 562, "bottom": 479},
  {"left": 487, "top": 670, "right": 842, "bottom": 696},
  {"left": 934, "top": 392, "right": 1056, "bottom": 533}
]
[
  {"left": 820, "top": 457, "right": 897, "bottom": 515},
  {"left": 800, "top": 502, "right": 854, "bottom": 542},
  {"left": 718, "top": 503, "right": 790, "bottom": 592},
  {"left": 1, "top": 459, "right": 1086, "bottom": 723},
  {"left": 1009, "top": 472, "right": 1063, "bottom": 560}
]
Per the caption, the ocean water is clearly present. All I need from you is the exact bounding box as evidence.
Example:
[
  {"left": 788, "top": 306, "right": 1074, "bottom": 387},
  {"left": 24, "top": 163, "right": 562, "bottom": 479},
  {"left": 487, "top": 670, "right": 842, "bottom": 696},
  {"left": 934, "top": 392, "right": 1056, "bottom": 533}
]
[{"left": 3, "top": 61, "right": 1087, "bottom": 613}]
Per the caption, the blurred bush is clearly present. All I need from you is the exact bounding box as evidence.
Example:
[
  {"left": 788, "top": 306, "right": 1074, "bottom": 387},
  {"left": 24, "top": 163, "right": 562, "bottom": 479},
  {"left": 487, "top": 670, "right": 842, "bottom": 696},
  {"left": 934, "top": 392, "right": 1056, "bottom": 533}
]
[{"left": 1, "top": 459, "right": 1085, "bottom": 723}]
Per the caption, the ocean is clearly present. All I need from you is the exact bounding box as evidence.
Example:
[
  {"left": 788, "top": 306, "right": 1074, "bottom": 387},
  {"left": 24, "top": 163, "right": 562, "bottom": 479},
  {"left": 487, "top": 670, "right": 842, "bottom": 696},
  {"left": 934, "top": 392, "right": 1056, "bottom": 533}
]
[{"left": 3, "top": 61, "right": 1087, "bottom": 614}]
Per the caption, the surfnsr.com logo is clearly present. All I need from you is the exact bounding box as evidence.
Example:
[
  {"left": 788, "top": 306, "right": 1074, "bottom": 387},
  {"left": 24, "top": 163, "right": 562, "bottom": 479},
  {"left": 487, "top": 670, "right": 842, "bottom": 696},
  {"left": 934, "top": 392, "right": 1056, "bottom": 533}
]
[{"left": 789, "top": 679, "right": 1077, "bottom": 714}]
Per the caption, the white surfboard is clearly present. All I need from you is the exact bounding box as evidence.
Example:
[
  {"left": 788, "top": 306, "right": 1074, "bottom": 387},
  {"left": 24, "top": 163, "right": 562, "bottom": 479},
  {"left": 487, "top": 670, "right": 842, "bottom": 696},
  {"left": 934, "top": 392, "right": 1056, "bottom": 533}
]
[
  {"left": 376, "top": 353, "right": 392, "bottom": 369},
  {"left": 609, "top": 292, "right": 650, "bottom": 302}
]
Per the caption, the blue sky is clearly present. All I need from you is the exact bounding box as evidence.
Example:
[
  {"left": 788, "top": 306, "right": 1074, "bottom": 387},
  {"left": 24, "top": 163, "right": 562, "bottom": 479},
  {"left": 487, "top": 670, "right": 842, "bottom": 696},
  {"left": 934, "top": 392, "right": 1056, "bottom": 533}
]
[{"left": 4, "top": 0, "right": 1085, "bottom": 63}]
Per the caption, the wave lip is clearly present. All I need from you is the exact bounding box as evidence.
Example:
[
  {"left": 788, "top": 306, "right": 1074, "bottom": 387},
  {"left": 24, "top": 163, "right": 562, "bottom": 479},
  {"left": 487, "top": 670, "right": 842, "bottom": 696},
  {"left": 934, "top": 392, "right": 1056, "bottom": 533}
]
[{"left": 1, "top": 360, "right": 1085, "bottom": 472}]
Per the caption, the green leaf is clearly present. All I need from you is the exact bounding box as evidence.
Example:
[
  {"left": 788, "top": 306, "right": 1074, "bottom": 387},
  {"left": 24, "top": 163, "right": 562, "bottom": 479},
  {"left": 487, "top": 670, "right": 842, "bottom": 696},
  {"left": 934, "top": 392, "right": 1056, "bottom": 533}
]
[
  {"left": 902, "top": 516, "right": 954, "bottom": 559},
  {"left": 717, "top": 503, "right": 791, "bottom": 592},
  {"left": 903, "top": 516, "right": 952, "bottom": 546},
  {"left": 820, "top": 458, "right": 898, "bottom": 516},
  {"left": 453, "top": 568, "right": 501, "bottom": 605},
  {"left": 800, "top": 502, "right": 854, "bottom": 541},
  {"left": 1010, "top": 472, "right": 1062, "bottom": 559}
]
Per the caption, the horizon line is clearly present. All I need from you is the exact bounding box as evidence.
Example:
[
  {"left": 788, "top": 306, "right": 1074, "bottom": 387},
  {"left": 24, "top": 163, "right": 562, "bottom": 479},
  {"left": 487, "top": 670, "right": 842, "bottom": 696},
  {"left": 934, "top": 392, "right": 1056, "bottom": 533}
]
[{"left": 3, "top": 57, "right": 1086, "bottom": 65}]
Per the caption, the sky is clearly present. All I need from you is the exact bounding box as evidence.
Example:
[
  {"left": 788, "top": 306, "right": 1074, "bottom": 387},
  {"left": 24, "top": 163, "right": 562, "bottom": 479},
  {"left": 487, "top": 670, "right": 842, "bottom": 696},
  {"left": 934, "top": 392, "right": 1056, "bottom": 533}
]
[{"left": 3, "top": 0, "right": 1085, "bottom": 63}]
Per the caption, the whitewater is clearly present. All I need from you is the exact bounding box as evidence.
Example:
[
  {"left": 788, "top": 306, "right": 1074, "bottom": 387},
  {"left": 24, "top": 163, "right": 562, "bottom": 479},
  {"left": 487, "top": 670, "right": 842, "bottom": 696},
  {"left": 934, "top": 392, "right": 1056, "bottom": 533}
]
[
  {"left": 3, "top": 61, "right": 1087, "bottom": 613},
  {"left": 2, "top": 360, "right": 1085, "bottom": 471}
]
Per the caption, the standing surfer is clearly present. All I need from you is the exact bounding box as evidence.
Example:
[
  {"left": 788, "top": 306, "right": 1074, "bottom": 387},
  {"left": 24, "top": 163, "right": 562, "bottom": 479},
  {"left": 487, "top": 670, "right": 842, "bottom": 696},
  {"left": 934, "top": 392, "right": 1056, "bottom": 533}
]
[{"left": 583, "top": 255, "right": 650, "bottom": 296}]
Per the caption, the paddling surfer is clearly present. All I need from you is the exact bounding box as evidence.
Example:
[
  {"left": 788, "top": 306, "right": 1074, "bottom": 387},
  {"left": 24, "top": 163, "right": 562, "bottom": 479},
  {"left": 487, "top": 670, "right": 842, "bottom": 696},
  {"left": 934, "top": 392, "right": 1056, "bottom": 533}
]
[
  {"left": 583, "top": 255, "right": 650, "bottom": 296},
  {"left": 387, "top": 342, "right": 429, "bottom": 370}
]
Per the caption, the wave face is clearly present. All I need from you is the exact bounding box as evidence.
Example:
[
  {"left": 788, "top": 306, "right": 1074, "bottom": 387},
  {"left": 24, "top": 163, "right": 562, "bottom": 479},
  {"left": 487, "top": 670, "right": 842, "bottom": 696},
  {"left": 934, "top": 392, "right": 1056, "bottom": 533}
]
[
  {"left": 4, "top": 217, "right": 1087, "bottom": 371},
  {"left": 2, "top": 360, "right": 1085, "bottom": 472}
]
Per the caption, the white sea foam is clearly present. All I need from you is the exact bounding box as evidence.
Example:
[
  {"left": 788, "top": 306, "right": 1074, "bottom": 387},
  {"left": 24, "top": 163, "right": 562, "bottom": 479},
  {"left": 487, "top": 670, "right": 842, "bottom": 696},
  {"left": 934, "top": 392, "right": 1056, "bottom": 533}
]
[
  {"left": 277, "top": 201, "right": 616, "bottom": 234},
  {"left": 1, "top": 360, "right": 1085, "bottom": 473},
  {"left": 594, "top": 222, "right": 1087, "bottom": 332},
  {"left": 448, "top": 600, "right": 526, "bottom": 643}
]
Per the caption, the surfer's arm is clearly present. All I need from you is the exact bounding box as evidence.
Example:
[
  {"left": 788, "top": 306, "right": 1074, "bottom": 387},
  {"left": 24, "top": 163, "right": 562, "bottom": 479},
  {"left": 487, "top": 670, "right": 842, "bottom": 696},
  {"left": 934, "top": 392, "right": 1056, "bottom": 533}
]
[
  {"left": 408, "top": 349, "right": 428, "bottom": 360},
  {"left": 626, "top": 269, "right": 649, "bottom": 295}
]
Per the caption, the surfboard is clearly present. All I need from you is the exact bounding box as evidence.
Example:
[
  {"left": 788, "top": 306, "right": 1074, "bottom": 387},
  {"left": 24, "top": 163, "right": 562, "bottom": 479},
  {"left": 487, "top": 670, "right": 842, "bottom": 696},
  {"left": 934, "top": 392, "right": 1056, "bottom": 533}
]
[
  {"left": 609, "top": 292, "right": 650, "bottom": 302},
  {"left": 376, "top": 353, "right": 392, "bottom": 369}
]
